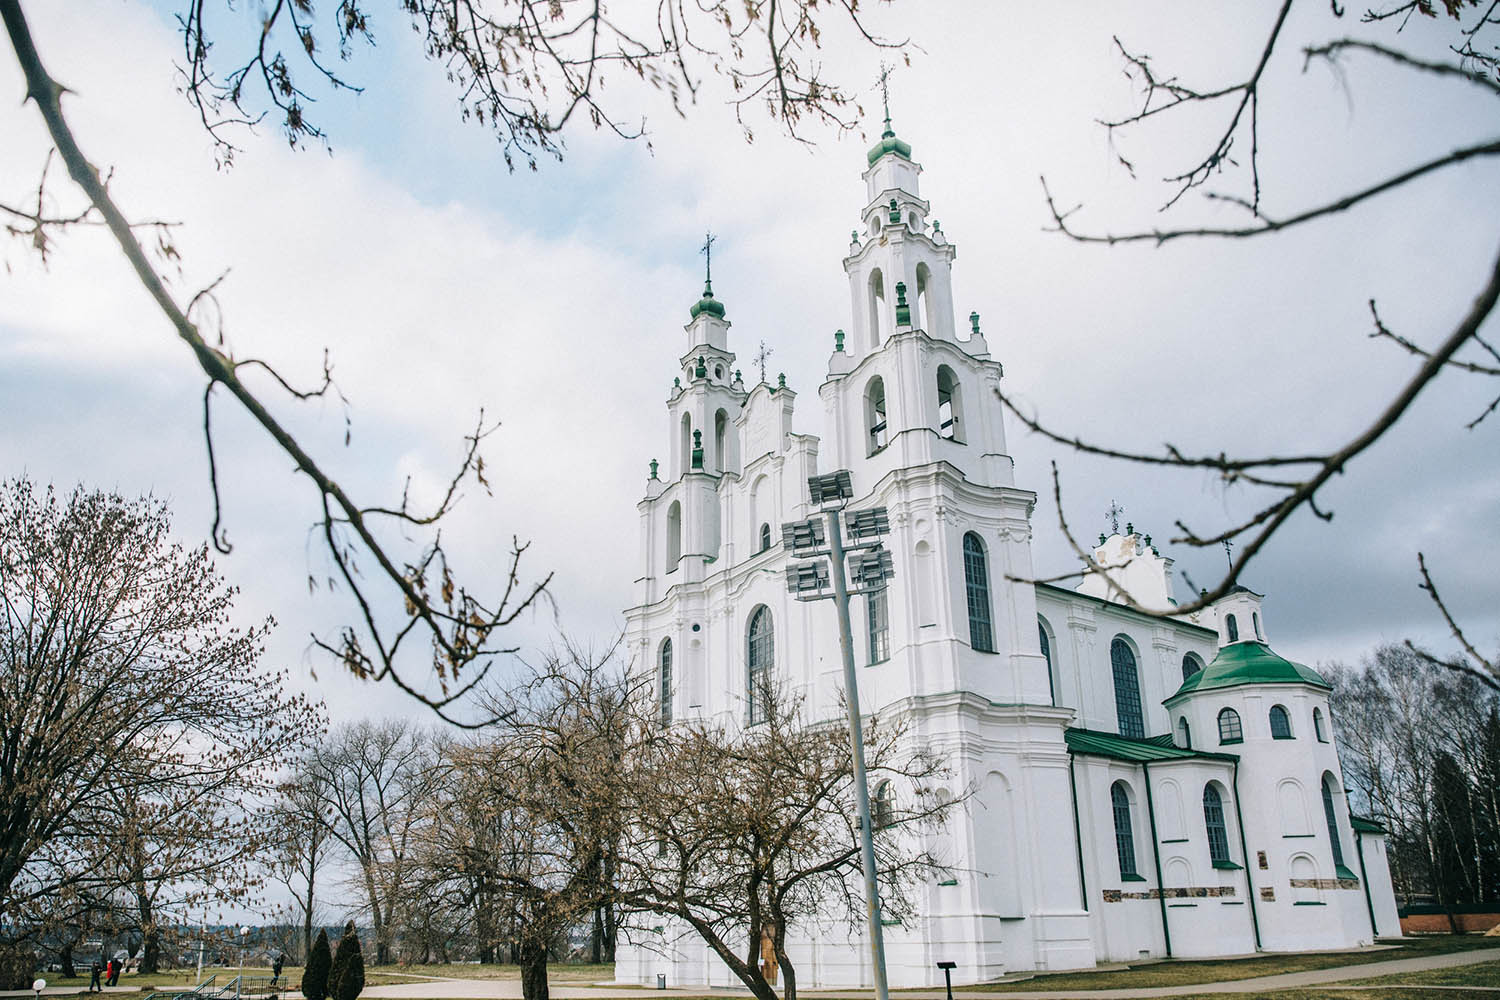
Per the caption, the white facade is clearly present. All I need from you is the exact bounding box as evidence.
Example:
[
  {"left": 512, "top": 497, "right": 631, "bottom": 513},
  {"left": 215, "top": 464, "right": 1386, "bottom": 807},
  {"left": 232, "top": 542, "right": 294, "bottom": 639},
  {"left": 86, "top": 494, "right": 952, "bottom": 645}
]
[{"left": 617, "top": 125, "right": 1400, "bottom": 987}]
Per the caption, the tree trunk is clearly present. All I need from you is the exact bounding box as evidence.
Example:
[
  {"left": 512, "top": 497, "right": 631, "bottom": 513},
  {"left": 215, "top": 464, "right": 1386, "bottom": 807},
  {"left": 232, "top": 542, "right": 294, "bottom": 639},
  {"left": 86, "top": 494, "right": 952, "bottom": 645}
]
[
  {"left": 136, "top": 883, "right": 160, "bottom": 974},
  {"left": 518, "top": 940, "right": 549, "bottom": 1000},
  {"left": 590, "top": 907, "right": 603, "bottom": 965},
  {"left": 60, "top": 943, "right": 76, "bottom": 979}
]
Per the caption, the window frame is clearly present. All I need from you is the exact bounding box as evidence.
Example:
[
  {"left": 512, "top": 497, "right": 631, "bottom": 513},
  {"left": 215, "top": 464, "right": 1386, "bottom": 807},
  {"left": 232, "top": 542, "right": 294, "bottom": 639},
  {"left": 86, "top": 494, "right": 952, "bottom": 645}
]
[
  {"left": 1111, "top": 637, "right": 1146, "bottom": 740},
  {"left": 747, "top": 606, "right": 774, "bottom": 725},
  {"left": 659, "top": 638, "right": 673, "bottom": 726},
  {"left": 1217, "top": 707, "right": 1244, "bottom": 745},
  {"left": 1111, "top": 782, "right": 1141, "bottom": 880},
  {"left": 1204, "top": 784, "right": 1234, "bottom": 867},
  {"left": 867, "top": 588, "right": 890, "bottom": 664},
  {"left": 1269, "top": 704, "right": 1294, "bottom": 740},
  {"left": 963, "top": 532, "right": 995, "bottom": 653},
  {"left": 1314, "top": 707, "right": 1329, "bottom": 743}
]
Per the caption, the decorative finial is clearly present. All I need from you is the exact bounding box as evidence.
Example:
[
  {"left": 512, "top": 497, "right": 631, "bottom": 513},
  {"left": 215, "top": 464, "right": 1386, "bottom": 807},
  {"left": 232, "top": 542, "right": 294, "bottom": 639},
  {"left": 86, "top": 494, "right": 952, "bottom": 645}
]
[
  {"left": 1126, "top": 521, "right": 1134, "bottom": 536},
  {"left": 695, "top": 355, "right": 707, "bottom": 379},
  {"left": 834, "top": 329, "right": 845, "bottom": 352},
  {"left": 969, "top": 311, "right": 981, "bottom": 337},
  {"left": 895, "top": 281, "right": 910, "bottom": 327},
  {"left": 699, "top": 230, "right": 716, "bottom": 297},
  {"left": 1144, "top": 534, "right": 1152, "bottom": 547},
  {"left": 1106, "top": 499, "right": 1124, "bottom": 536},
  {"left": 777, "top": 372, "right": 787, "bottom": 390},
  {"left": 851, "top": 229, "right": 860, "bottom": 244},
  {"left": 754, "top": 340, "right": 774, "bottom": 384},
  {"left": 933, "top": 220, "right": 941, "bottom": 232},
  {"left": 691, "top": 430, "right": 703, "bottom": 470},
  {"left": 649, "top": 459, "right": 659, "bottom": 480},
  {"left": 673, "top": 376, "right": 681, "bottom": 390},
  {"left": 1098, "top": 533, "right": 1107, "bottom": 546},
  {"left": 888, "top": 198, "right": 900, "bottom": 225},
  {"left": 734, "top": 369, "right": 743, "bottom": 384},
  {"left": 876, "top": 62, "right": 894, "bottom": 136}
]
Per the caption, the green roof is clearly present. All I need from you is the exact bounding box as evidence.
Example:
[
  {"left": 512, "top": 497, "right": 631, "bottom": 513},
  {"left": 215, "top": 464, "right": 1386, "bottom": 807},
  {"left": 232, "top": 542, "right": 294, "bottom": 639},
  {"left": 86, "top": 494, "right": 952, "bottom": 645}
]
[
  {"left": 867, "top": 128, "right": 913, "bottom": 166},
  {"left": 1351, "top": 815, "right": 1387, "bottom": 834},
  {"left": 689, "top": 283, "right": 725, "bottom": 320},
  {"left": 1065, "top": 727, "right": 1237, "bottom": 763},
  {"left": 1168, "top": 641, "right": 1330, "bottom": 702}
]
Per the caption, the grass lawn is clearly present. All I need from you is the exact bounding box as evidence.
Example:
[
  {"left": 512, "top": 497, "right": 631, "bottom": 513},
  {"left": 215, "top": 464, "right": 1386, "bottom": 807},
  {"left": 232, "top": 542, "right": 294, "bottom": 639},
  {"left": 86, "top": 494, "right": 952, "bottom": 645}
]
[
  {"left": 1347, "top": 957, "right": 1500, "bottom": 988},
  {"left": 1167, "top": 992, "right": 1500, "bottom": 1000},
  {"left": 964, "top": 934, "right": 1500, "bottom": 992},
  {"left": 40, "top": 966, "right": 427, "bottom": 992}
]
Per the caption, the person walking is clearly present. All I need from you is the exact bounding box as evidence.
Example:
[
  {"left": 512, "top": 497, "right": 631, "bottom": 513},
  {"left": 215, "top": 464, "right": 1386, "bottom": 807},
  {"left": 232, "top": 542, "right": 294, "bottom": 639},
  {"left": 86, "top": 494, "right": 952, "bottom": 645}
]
[
  {"left": 271, "top": 953, "right": 284, "bottom": 987},
  {"left": 106, "top": 957, "right": 119, "bottom": 987},
  {"left": 89, "top": 958, "right": 102, "bottom": 992}
]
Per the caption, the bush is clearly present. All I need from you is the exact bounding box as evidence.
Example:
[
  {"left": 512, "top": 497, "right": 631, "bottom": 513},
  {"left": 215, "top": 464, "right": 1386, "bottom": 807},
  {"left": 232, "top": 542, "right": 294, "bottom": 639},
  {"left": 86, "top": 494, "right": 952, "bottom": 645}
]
[
  {"left": 328, "top": 924, "right": 363, "bottom": 1000},
  {"left": 0, "top": 942, "right": 34, "bottom": 990},
  {"left": 301, "top": 930, "right": 332, "bottom": 1000}
]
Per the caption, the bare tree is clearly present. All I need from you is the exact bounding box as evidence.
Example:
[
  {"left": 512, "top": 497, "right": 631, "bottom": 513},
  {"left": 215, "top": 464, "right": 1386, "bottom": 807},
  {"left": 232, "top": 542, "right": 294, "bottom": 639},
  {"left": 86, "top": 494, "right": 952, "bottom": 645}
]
[
  {"left": 309, "top": 719, "right": 444, "bottom": 966},
  {"left": 0, "top": 477, "right": 321, "bottom": 957},
  {"left": 0, "top": 0, "right": 901, "bottom": 723},
  {"left": 1002, "top": 1, "right": 1500, "bottom": 684},
  {"left": 618, "top": 684, "right": 957, "bottom": 1000},
  {"left": 270, "top": 763, "right": 338, "bottom": 963}
]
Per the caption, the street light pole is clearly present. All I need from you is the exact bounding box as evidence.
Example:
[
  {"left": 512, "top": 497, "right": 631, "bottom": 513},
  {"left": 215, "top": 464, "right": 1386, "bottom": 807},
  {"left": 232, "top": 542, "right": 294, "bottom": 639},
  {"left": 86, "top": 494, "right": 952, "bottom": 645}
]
[
  {"left": 822, "top": 504, "right": 890, "bottom": 1000},
  {"left": 785, "top": 470, "right": 894, "bottom": 1000}
]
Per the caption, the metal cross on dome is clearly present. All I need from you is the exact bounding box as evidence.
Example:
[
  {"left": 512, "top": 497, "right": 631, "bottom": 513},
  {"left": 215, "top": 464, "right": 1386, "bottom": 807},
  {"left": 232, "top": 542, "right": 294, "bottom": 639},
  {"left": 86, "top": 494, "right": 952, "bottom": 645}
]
[
  {"left": 699, "top": 230, "right": 716, "bottom": 287},
  {"left": 876, "top": 62, "right": 894, "bottom": 130}
]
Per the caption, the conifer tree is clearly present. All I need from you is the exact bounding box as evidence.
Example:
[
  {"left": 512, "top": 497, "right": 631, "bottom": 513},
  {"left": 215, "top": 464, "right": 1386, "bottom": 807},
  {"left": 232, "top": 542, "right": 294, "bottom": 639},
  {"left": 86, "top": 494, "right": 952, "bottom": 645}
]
[
  {"left": 329, "top": 923, "right": 364, "bottom": 1000},
  {"left": 300, "top": 929, "right": 331, "bottom": 1000}
]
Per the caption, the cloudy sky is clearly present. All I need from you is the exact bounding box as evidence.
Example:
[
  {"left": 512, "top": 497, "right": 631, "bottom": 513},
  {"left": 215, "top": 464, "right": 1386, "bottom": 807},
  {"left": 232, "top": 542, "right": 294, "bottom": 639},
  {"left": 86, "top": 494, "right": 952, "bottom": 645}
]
[{"left": 3, "top": 0, "right": 1497, "bottom": 730}]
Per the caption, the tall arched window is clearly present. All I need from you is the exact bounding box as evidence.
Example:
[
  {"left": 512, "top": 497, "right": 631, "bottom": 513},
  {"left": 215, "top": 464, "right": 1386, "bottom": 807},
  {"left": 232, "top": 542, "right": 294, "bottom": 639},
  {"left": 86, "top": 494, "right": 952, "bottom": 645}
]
[
  {"left": 873, "top": 781, "right": 894, "bottom": 829},
  {"left": 714, "top": 409, "right": 729, "bottom": 473},
  {"left": 1270, "top": 705, "right": 1293, "bottom": 740},
  {"left": 1178, "top": 717, "right": 1192, "bottom": 749},
  {"left": 1182, "top": 653, "right": 1204, "bottom": 681},
  {"left": 1322, "top": 773, "right": 1346, "bottom": 870},
  {"left": 866, "top": 376, "right": 889, "bottom": 454},
  {"left": 1204, "top": 785, "right": 1232, "bottom": 866},
  {"left": 666, "top": 500, "right": 682, "bottom": 567},
  {"left": 1225, "top": 613, "right": 1240, "bottom": 642},
  {"left": 679, "top": 414, "right": 692, "bottom": 477},
  {"left": 868, "top": 590, "right": 890, "bottom": 664},
  {"left": 1217, "top": 707, "right": 1243, "bottom": 744},
  {"left": 1314, "top": 707, "right": 1329, "bottom": 743},
  {"left": 1253, "top": 611, "right": 1264, "bottom": 641},
  {"left": 659, "top": 639, "right": 673, "bottom": 726},
  {"left": 1111, "top": 782, "right": 1138, "bottom": 878},
  {"left": 1110, "top": 638, "right": 1145, "bottom": 740},
  {"left": 747, "top": 606, "right": 774, "bottom": 725},
  {"left": 1038, "top": 618, "right": 1056, "bottom": 705},
  {"left": 759, "top": 523, "right": 772, "bottom": 553},
  {"left": 915, "top": 262, "right": 932, "bottom": 332},
  {"left": 936, "top": 365, "right": 962, "bottom": 441},
  {"left": 963, "top": 533, "right": 994, "bottom": 652},
  {"left": 867, "top": 268, "right": 886, "bottom": 349}
]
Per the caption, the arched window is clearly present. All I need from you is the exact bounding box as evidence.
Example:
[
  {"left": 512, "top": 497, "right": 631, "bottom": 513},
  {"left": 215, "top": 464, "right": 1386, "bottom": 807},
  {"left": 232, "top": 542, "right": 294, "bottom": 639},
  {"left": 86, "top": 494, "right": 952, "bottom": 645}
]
[
  {"left": 1217, "top": 707, "right": 1243, "bottom": 744},
  {"left": 936, "top": 365, "right": 962, "bottom": 441},
  {"left": 962, "top": 533, "right": 994, "bottom": 652},
  {"left": 867, "top": 268, "right": 886, "bottom": 349},
  {"left": 873, "top": 781, "right": 894, "bottom": 829},
  {"left": 1110, "top": 638, "right": 1145, "bottom": 740},
  {"left": 915, "top": 262, "right": 931, "bottom": 331},
  {"left": 1253, "top": 611, "right": 1264, "bottom": 641},
  {"left": 714, "top": 408, "right": 729, "bottom": 473},
  {"left": 666, "top": 500, "right": 682, "bottom": 567},
  {"left": 1314, "top": 707, "right": 1329, "bottom": 743},
  {"left": 747, "top": 606, "right": 774, "bottom": 725},
  {"left": 1225, "top": 613, "right": 1240, "bottom": 642},
  {"left": 659, "top": 639, "right": 673, "bottom": 726},
  {"left": 759, "top": 523, "right": 772, "bottom": 553},
  {"left": 1111, "top": 782, "right": 1138, "bottom": 878},
  {"left": 868, "top": 590, "right": 890, "bottom": 664},
  {"left": 679, "top": 414, "right": 692, "bottom": 477},
  {"left": 1182, "top": 652, "right": 1204, "bottom": 681},
  {"left": 1178, "top": 717, "right": 1192, "bottom": 749},
  {"left": 1270, "top": 705, "right": 1293, "bottom": 740},
  {"left": 1322, "top": 773, "right": 1346, "bottom": 870},
  {"left": 1204, "top": 785, "right": 1232, "bottom": 866},
  {"left": 866, "top": 376, "right": 889, "bottom": 454},
  {"left": 1038, "top": 618, "right": 1056, "bottom": 706}
]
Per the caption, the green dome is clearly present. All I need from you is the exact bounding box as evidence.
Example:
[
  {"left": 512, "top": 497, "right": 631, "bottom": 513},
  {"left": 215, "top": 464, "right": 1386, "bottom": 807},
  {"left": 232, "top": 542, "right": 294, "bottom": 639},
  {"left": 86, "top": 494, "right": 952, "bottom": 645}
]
[
  {"left": 867, "top": 127, "right": 912, "bottom": 166},
  {"left": 689, "top": 281, "right": 725, "bottom": 319},
  {"left": 1169, "top": 641, "right": 1329, "bottom": 701}
]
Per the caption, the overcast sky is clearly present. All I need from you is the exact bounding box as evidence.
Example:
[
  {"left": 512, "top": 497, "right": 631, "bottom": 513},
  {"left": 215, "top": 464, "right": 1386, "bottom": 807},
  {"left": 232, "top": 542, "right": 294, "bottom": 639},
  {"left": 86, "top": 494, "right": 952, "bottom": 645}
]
[{"left": 3, "top": 1, "right": 1497, "bottom": 737}]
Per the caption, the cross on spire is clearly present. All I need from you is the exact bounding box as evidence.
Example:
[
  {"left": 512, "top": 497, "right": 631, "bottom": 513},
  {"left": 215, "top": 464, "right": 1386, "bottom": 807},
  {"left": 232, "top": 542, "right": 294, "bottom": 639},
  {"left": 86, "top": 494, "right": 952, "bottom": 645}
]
[
  {"left": 876, "top": 62, "right": 894, "bottom": 133},
  {"left": 1105, "top": 499, "right": 1125, "bottom": 536},
  {"left": 1223, "top": 538, "right": 1234, "bottom": 571},
  {"left": 754, "top": 339, "right": 774, "bottom": 385},
  {"left": 699, "top": 230, "right": 716, "bottom": 295}
]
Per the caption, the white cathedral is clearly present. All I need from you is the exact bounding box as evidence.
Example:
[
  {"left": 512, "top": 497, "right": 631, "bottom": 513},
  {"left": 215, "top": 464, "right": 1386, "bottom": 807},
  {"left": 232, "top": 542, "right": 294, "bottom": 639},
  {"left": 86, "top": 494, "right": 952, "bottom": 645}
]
[{"left": 614, "top": 118, "right": 1402, "bottom": 988}]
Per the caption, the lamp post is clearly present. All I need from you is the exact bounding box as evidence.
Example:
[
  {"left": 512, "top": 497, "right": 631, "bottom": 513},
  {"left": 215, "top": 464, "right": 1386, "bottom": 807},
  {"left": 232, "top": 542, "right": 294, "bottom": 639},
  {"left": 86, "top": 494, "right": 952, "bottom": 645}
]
[
  {"left": 784, "top": 469, "right": 894, "bottom": 1000},
  {"left": 237, "top": 926, "right": 249, "bottom": 1000}
]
